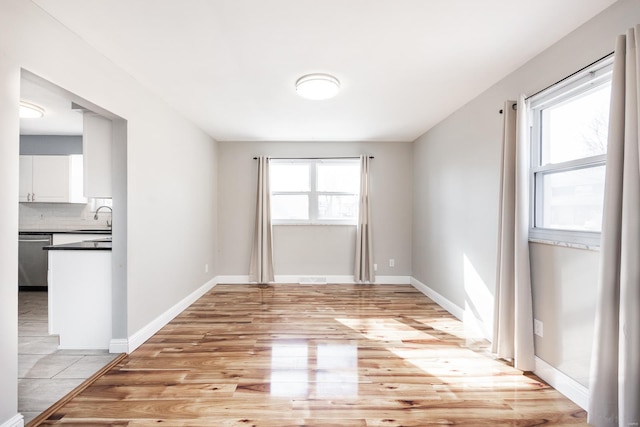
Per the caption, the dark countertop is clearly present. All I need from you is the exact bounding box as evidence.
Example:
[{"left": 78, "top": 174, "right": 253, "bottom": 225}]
[
  {"left": 44, "top": 238, "right": 112, "bottom": 251},
  {"left": 20, "top": 228, "right": 112, "bottom": 235}
]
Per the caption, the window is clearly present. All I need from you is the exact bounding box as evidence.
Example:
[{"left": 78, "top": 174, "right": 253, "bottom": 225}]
[
  {"left": 529, "top": 56, "right": 613, "bottom": 246},
  {"left": 90, "top": 197, "right": 112, "bottom": 212},
  {"left": 270, "top": 159, "right": 360, "bottom": 225}
]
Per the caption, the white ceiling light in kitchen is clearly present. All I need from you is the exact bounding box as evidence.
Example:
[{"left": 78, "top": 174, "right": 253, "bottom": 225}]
[
  {"left": 295, "top": 73, "right": 340, "bottom": 100},
  {"left": 19, "top": 101, "right": 45, "bottom": 118}
]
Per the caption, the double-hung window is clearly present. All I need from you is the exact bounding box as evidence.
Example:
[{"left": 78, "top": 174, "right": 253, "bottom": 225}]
[
  {"left": 529, "top": 56, "right": 613, "bottom": 246},
  {"left": 270, "top": 158, "right": 360, "bottom": 225}
]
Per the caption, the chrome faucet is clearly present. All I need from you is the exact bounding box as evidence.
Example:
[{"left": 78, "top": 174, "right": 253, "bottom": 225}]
[{"left": 94, "top": 205, "right": 113, "bottom": 228}]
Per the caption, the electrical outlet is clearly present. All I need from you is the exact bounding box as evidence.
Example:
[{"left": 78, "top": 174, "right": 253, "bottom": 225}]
[
  {"left": 205, "top": 264, "right": 209, "bottom": 273},
  {"left": 374, "top": 263, "right": 378, "bottom": 271},
  {"left": 534, "top": 319, "right": 543, "bottom": 337},
  {"left": 389, "top": 259, "right": 395, "bottom": 267}
]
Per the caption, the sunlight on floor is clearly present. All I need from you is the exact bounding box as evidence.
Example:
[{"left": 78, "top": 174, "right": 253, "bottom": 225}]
[
  {"left": 336, "top": 318, "right": 439, "bottom": 342},
  {"left": 335, "top": 315, "right": 543, "bottom": 396}
]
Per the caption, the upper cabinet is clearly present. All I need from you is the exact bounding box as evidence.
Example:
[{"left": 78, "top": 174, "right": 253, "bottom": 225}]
[
  {"left": 18, "top": 156, "right": 33, "bottom": 202},
  {"left": 83, "top": 113, "right": 112, "bottom": 198},
  {"left": 19, "top": 155, "right": 85, "bottom": 203}
]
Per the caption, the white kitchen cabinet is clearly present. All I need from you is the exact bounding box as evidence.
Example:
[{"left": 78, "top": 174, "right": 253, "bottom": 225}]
[
  {"left": 18, "top": 156, "right": 33, "bottom": 202},
  {"left": 19, "top": 155, "right": 86, "bottom": 203},
  {"left": 48, "top": 250, "right": 112, "bottom": 349},
  {"left": 83, "top": 113, "right": 112, "bottom": 198}
]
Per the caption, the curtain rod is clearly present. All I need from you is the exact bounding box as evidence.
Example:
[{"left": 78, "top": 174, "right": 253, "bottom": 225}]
[
  {"left": 499, "top": 103, "right": 517, "bottom": 114},
  {"left": 525, "top": 51, "right": 614, "bottom": 101},
  {"left": 499, "top": 51, "right": 614, "bottom": 114},
  {"left": 253, "top": 156, "right": 374, "bottom": 160}
]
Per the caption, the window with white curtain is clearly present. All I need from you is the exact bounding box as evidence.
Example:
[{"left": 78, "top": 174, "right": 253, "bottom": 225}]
[
  {"left": 270, "top": 159, "right": 360, "bottom": 225},
  {"left": 529, "top": 55, "right": 613, "bottom": 246}
]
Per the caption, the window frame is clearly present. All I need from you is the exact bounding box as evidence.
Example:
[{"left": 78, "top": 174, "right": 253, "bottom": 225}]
[
  {"left": 270, "top": 158, "right": 360, "bottom": 226},
  {"left": 89, "top": 197, "right": 113, "bottom": 212},
  {"left": 528, "top": 55, "right": 614, "bottom": 247}
]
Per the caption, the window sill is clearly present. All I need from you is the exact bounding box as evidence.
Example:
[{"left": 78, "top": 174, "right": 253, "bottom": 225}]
[
  {"left": 529, "top": 227, "right": 600, "bottom": 249},
  {"left": 528, "top": 238, "right": 600, "bottom": 252}
]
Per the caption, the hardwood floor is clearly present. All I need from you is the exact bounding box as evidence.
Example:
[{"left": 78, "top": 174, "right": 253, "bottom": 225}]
[{"left": 38, "top": 284, "right": 587, "bottom": 426}]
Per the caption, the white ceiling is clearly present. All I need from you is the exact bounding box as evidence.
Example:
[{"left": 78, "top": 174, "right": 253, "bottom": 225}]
[
  {"left": 31, "top": 0, "right": 618, "bottom": 142},
  {"left": 20, "top": 77, "right": 83, "bottom": 136}
]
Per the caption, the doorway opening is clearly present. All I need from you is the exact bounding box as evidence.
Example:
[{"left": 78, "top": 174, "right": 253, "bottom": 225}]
[{"left": 17, "top": 70, "right": 128, "bottom": 424}]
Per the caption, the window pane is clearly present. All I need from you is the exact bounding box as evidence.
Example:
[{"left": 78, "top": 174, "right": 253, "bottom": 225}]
[
  {"left": 541, "top": 83, "right": 611, "bottom": 165},
  {"left": 318, "top": 194, "right": 358, "bottom": 221},
  {"left": 270, "top": 164, "right": 310, "bottom": 192},
  {"left": 540, "top": 166, "right": 605, "bottom": 232},
  {"left": 317, "top": 163, "right": 360, "bottom": 192},
  {"left": 271, "top": 195, "right": 308, "bottom": 220}
]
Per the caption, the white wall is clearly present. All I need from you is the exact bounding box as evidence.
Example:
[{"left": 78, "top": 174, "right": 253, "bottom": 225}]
[
  {"left": 529, "top": 243, "right": 601, "bottom": 387},
  {"left": 218, "top": 141, "right": 412, "bottom": 280},
  {"left": 0, "top": 1, "right": 218, "bottom": 424},
  {"left": 0, "top": 48, "right": 21, "bottom": 426},
  {"left": 412, "top": 0, "right": 640, "bottom": 389}
]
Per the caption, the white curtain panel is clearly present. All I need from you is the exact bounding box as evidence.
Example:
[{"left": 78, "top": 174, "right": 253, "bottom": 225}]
[
  {"left": 249, "top": 156, "right": 275, "bottom": 284},
  {"left": 588, "top": 25, "right": 640, "bottom": 427},
  {"left": 491, "top": 97, "right": 535, "bottom": 372},
  {"left": 355, "top": 155, "right": 375, "bottom": 283}
]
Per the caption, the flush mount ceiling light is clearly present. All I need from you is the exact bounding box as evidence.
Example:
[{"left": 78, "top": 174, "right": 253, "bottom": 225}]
[
  {"left": 19, "top": 101, "right": 45, "bottom": 118},
  {"left": 295, "top": 73, "right": 340, "bottom": 100}
]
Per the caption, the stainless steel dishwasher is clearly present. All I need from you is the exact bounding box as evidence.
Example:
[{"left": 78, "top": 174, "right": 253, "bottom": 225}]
[{"left": 18, "top": 233, "right": 52, "bottom": 290}]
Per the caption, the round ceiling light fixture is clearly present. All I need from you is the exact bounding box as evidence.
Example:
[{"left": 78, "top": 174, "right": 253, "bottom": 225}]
[
  {"left": 19, "top": 101, "right": 45, "bottom": 118},
  {"left": 295, "top": 73, "right": 340, "bottom": 100}
]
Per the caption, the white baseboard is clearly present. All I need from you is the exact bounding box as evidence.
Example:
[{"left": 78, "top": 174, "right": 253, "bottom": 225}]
[
  {"left": 277, "top": 275, "right": 353, "bottom": 284},
  {"left": 375, "top": 276, "right": 411, "bottom": 285},
  {"left": 0, "top": 414, "right": 24, "bottom": 427},
  {"left": 109, "top": 338, "right": 129, "bottom": 354},
  {"left": 216, "top": 275, "right": 250, "bottom": 284},
  {"left": 216, "top": 275, "right": 411, "bottom": 285},
  {"left": 126, "top": 277, "right": 219, "bottom": 353},
  {"left": 410, "top": 277, "right": 464, "bottom": 320},
  {"left": 410, "top": 277, "right": 493, "bottom": 342},
  {"left": 534, "top": 356, "right": 589, "bottom": 410},
  {"left": 277, "top": 275, "right": 410, "bottom": 284}
]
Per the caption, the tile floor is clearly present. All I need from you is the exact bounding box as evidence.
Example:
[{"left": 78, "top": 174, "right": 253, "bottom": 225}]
[{"left": 18, "top": 291, "right": 119, "bottom": 425}]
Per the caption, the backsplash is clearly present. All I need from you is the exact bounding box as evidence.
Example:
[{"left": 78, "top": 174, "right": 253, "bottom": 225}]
[{"left": 19, "top": 202, "right": 111, "bottom": 230}]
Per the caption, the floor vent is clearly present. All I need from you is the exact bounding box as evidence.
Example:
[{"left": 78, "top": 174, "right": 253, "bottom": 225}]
[{"left": 299, "top": 277, "right": 327, "bottom": 285}]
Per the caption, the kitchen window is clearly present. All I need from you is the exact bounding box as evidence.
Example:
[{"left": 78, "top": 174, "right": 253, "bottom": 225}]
[
  {"left": 529, "top": 55, "right": 613, "bottom": 246},
  {"left": 90, "top": 198, "right": 112, "bottom": 212},
  {"left": 270, "top": 159, "right": 360, "bottom": 225}
]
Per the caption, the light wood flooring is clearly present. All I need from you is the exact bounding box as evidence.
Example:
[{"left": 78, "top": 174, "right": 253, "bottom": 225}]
[{"left": 37, "top": 284, "right": 587, "bottom": 426}]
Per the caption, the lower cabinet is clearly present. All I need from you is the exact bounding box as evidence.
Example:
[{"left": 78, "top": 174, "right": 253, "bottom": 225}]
[{"left": 48, "top": 250, "right": 112, "bottom": 349}]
